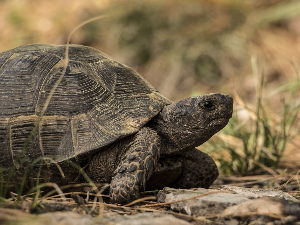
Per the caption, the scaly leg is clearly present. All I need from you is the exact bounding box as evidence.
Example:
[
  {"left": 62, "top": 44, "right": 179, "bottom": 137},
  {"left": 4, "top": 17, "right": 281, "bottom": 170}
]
[
  {"left": 170, "top": 148, "right": 219, "bottom": 188},
  {"left": 110, "top": 127, "right": 161, "bottom": 204}
]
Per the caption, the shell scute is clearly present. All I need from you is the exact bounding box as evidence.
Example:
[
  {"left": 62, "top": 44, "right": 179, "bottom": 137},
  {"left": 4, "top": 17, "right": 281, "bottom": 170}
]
[{"left": 0, "top": 44, "right": 171, "bottom": 162}]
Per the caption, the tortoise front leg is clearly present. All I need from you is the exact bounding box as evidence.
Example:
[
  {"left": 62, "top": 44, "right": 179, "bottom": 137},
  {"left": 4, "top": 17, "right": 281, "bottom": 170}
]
[{"left": 110, "top": 127, "right": 161, "bottom": 204}]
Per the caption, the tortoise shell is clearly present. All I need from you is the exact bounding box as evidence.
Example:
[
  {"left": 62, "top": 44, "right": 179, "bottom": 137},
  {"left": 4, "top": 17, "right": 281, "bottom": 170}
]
[{"left": 0, "top": 44, "right": 171, "bottom": 167}]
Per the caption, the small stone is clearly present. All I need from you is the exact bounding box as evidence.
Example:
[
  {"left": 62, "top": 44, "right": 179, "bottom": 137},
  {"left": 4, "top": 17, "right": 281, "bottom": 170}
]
[
  {"left": 109, "top": 212, "right": 192, "bottom": 225},
  {"left": 220, "top": 185, "right": 299, "bottom": 202},
  {"left": 222, "top": 197, "right": 300, "bottom": 219},
  {"left": 157, "top": 186, "right": 299, "bottom": 217},
  {"left": 158, "top": 188, "right": 248, "bottom": 217}
]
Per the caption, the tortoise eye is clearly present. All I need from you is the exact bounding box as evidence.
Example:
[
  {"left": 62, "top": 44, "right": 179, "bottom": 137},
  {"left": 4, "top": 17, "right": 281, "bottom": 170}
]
[{"left": 202, "top": 100, "right": 215, "bottom": 110}]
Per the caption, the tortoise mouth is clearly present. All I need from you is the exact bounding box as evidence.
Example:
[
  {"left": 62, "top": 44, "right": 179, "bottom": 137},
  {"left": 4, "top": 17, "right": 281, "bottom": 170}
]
[{"left": 208, "top": 117, "right": 231, "bottom": 128}]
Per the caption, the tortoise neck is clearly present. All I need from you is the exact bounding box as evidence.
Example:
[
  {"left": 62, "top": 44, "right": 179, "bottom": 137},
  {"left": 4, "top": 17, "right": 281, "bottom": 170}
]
[
  {"left": 147, "top": 110, "right": 193, "bottom": 155},
  {"left": 147, "top": 101, "right": 215, "bottom": 155}
]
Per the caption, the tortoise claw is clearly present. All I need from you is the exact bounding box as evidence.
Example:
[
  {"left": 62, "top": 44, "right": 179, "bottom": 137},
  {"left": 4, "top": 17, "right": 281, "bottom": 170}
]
[{"left": 110, "top": 173, "right": 140, "bottom": 204}]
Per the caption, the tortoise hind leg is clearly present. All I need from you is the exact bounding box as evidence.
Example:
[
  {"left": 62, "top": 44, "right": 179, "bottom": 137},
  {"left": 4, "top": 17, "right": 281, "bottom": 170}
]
[
  {"left": 145, "top": 158, "right": 182, "bottom": 190},
  {"left": 110, "top": 127, "right": 161, "bottom": 204},
  {"left": 170, "top": 148, "right": 219, "bottom": 189}
]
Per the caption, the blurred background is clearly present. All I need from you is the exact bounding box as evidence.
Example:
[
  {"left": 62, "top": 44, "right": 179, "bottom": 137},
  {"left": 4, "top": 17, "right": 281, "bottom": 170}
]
[{"left": 1, "top": 0, "right": 299, "bottom": 178}]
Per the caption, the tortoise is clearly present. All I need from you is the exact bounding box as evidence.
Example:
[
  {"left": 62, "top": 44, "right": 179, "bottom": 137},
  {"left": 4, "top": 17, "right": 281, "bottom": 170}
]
[{"left": 0, "top": 44, "right": 233, "bottom": 204}]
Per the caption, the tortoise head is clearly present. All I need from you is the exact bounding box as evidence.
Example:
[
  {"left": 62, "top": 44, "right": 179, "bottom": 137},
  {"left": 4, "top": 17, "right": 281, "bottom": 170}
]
[{"left": 156, "top": 93, "right": 233, "bottom": 153}]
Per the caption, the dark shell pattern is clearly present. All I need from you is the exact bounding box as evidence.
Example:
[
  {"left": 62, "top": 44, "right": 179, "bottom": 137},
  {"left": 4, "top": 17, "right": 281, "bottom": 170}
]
[{"left": 0, "top": 44, "right": 171, "bottom": 167}]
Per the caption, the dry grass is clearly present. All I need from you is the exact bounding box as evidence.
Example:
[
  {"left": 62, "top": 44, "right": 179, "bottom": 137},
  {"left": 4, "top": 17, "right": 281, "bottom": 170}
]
[{"left": 1, "top": 0, "right": 300, "bottom": 97}]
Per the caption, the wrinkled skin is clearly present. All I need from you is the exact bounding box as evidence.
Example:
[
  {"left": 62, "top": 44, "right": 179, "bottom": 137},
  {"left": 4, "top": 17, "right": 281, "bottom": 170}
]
[{"left": 87, "top": 93, "right": 233, "bottom": 204}]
